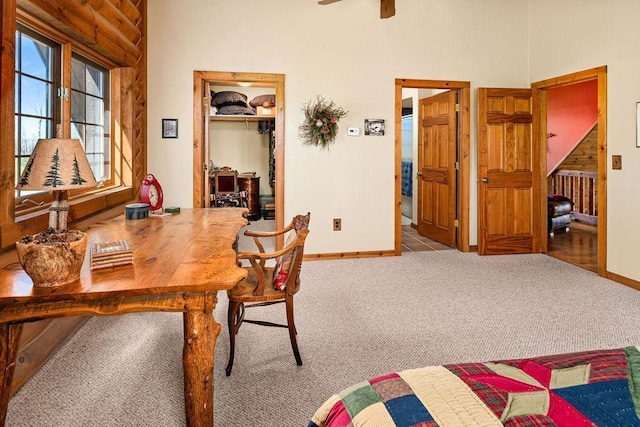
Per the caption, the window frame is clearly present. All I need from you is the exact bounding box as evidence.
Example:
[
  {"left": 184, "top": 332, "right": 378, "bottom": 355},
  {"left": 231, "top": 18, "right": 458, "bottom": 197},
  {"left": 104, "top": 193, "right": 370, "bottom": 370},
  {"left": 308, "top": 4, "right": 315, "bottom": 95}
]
[
  {"left": 0, "top": 8, "right": 136, "bottom": 250},
  {"left": 13, "top": 17, "right": 120, "bottom": 214}
]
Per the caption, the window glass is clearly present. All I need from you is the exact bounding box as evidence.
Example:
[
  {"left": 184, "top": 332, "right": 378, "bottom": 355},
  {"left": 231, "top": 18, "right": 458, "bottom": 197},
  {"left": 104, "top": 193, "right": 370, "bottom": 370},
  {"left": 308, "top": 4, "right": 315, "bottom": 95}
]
[
  {"left": 19, "top": 75, "right": 52, "bottom": 117},
  {"left": 71, "top": 54, "right": 111, "bottom": 182},
  {"left": 71, "top": 91, "right": 85, "bottom": 122},
  {"left": 71, "top": 57, "right": 85, "bottom": 91},
  {"left": 14, "top": 26, "right": 58, "bottom": 197},
  {"left": 14, "top": 24, "right": 114, "bottom": 200},
  {"left": 18, "top": 116, "right": 51, "bottom": 155},
  {"left": 19, "top": 33, "right": 52, "bottom": 80},
  {"left": 86, "top": 64, "right": 102, "bottom": 97}
]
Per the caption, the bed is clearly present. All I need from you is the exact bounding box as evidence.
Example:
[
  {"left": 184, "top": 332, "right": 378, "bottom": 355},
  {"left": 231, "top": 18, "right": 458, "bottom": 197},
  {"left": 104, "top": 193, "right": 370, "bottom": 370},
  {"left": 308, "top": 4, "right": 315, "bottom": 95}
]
[{"left": 309, "top": 347, "right": 640, "bottom": 426}]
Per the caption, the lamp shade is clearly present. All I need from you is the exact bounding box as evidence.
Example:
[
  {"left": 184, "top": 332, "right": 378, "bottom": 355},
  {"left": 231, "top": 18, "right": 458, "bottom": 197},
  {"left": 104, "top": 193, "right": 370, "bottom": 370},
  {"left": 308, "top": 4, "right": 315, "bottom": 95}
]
[{"left": 16, "top": 138, "right": 97, "bottom": 191}]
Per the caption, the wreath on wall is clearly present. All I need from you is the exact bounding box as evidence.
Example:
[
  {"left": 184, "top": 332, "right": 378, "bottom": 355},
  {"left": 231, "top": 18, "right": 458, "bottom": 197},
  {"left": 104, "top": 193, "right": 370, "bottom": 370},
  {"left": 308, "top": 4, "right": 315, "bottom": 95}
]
[{"left": 299, "top": 96, "right": 348, "bottom": 150}]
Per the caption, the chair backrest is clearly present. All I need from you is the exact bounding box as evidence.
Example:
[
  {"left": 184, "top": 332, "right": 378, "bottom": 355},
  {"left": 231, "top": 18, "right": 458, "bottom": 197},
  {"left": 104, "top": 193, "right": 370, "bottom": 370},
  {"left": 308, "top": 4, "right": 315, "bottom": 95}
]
[
  {"left": 279, "top": 213, "right": 311, "bottom": 289},
  {"left": 291, "top": 212, "right": 311, "bottom": 233},
  {"left": 237, "top": 213, "right": 310, "bottom": 296},
  {"left": 214, "top": 166, "right": 238, "bottom": 194},
  {"left": 277, "top": 227, "right": 309, "bottom": 293}
]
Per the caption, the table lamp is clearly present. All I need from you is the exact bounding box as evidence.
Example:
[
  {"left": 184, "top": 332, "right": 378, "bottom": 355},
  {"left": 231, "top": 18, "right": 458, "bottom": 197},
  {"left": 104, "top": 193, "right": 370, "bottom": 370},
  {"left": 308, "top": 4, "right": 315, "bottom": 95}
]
[{"left": 15, "top": 137, "right": 97, "bottom": 287}]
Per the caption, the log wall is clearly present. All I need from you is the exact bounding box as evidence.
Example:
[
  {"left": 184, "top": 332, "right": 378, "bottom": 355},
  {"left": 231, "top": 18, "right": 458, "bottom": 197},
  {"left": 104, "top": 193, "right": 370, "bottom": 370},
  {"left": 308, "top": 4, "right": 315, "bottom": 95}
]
[
  {"left": 0, "top": 0, "right": 147, "bottom": 397},
  {"left": 556, "top": 124, "right": 598, "bottom": 173}
]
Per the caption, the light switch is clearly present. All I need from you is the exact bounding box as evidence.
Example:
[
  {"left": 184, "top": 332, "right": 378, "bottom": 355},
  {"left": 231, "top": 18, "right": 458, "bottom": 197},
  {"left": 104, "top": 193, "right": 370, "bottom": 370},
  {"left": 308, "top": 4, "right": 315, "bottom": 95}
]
[
  {"left": 612, "top": 155, "right": 622, "bottom": 170},
  {"left": 347, "top": 127, "right": 360, "bottom": 136}
]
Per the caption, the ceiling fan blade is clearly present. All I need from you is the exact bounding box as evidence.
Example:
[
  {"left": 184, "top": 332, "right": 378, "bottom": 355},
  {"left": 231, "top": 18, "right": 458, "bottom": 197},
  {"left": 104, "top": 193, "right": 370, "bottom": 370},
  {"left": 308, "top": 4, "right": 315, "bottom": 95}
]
[
  {"left": 380, "top": 0, "right": 395, "bottom": 18},
  {"left": 318, "top": 0, "right": 342, "bottom": 5}
]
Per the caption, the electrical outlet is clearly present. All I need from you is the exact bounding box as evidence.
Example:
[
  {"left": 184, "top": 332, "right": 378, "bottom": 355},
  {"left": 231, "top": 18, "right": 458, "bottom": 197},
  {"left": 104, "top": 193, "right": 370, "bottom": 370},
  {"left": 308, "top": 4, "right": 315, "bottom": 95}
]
[
  {"left": 612, "top": 155, "right": 622, "bottom": 170},
  {"left": 333, "top": 218, "right": 341, "bottom": 231}
]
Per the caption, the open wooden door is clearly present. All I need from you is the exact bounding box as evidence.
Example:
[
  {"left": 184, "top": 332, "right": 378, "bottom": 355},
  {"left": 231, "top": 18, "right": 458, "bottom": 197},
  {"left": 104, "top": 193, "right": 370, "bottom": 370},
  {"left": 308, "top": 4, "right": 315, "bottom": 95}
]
[
  {"left": 478, "top": 88, "right": 538, "bottom": 255},
  {"left": 417, "top": 90, "right": 457, "bottom": 247},
  {"left": 203, "top": 83, "right": 211, "bottom": 208}
]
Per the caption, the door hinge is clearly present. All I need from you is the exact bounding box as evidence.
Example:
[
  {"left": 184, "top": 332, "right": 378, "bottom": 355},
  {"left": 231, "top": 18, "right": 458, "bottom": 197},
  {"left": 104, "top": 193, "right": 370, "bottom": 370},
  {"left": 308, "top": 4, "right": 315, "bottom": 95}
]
[
  {"left": 203, "top": 162, "right": 208, "bottom": 171},
  {"left": 455, "top": 161, "right": 459, "bottom": 170},
  {"left": 455, "top": 103, "right": 460, "bottom": 112},
  {"left": 203, "top": 97, "right": 209, "bottom": 107},
  {"left": 454, "top": 219, "right": 459, "bottom": 228}
]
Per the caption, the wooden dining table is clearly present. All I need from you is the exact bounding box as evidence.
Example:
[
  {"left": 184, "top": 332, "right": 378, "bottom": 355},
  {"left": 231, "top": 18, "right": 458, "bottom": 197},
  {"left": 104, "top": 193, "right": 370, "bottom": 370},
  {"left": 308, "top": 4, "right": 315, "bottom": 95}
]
[{"left": 0, "top": 208, "right": 248, "bottom": 426}]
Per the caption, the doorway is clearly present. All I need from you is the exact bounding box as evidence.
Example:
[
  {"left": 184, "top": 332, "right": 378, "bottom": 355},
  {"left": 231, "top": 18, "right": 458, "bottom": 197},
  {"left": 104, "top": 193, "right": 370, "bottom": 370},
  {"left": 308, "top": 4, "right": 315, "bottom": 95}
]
[
  {"left": 532, "top": 66, "right": 607, "bottom": 276},
  {"left": 193, "top": 71, "right": 285, "bottom": 239},
  {"left": 544, "top": 80, "right": 598, "bottom": 272},
  {"left": 394, "top": 79, "right": 471, "bottom": 255}
]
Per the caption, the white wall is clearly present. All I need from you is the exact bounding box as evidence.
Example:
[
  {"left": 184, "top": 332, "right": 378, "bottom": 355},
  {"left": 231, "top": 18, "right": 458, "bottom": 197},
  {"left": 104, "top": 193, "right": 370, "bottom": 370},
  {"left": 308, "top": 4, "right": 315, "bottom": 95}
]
[
  {"left": 209, "top": 121, "right": 272, "bottom": 195},
  {"left": 147, "top": 0, "right": 529, "bottom": 255},
  {"left": 528, "top": 0, "right": 640, "bottom": 280}
]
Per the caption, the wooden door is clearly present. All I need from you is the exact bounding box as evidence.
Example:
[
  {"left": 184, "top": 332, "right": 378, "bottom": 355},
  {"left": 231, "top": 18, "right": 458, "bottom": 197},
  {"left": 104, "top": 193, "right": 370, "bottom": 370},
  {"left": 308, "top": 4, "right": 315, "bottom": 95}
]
[
  {"left": 478, "top": 88, "right": 537, "bottom": 255},
  {"left": 416, "top": 91, "right": 457, "bottom": 247},
  {"left": 203, "top": 84, "right": 211, "bottom": 208}
]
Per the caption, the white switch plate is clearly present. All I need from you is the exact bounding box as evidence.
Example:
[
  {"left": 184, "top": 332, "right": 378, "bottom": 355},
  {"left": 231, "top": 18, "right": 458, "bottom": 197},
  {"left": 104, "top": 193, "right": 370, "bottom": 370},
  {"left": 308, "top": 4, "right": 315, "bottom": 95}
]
[{"left": 347, "top": 127, "right": 359, "bottom": 136}]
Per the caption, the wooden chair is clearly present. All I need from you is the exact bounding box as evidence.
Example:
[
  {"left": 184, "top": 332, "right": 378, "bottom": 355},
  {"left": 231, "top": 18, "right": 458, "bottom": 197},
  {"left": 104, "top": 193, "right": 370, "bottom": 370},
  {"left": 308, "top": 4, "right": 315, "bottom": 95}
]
[
  {"left": 225, "top": 213, "right": 310, "bottom": 376},
  {"left": 212, "top": 166, "right": 248, "bottom": 211},
  {"left": 213, "top": 166, "right": 238, "bottom": 194}
]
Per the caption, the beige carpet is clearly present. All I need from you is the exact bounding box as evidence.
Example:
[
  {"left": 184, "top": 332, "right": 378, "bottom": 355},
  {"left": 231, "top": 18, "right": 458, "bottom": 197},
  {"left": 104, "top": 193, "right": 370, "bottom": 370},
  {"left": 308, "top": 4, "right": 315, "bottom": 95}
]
[{"left": 7, "top": 244, "right": 640, "bottom": 426}]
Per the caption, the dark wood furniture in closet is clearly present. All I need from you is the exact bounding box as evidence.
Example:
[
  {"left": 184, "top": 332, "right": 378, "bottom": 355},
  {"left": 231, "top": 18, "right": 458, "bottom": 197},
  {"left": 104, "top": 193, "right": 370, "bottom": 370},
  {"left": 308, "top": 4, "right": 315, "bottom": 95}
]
[{"left": 238, "top": 176, "right": 260, "bottom": 221}]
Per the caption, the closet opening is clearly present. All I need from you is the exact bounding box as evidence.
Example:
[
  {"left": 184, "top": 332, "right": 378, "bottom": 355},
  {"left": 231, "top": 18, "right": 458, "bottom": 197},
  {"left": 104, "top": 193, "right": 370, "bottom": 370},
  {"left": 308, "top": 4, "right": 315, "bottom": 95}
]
[{"left": 193, "top": 72, "right": 285, "bottom": 240}]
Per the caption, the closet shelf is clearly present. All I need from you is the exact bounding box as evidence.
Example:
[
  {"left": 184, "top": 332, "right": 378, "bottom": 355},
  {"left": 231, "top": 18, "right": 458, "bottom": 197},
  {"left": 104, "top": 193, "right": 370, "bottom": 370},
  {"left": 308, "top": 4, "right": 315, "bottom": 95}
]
[{"left": 209, "top": 115, "right": 275, "bottom": 122}]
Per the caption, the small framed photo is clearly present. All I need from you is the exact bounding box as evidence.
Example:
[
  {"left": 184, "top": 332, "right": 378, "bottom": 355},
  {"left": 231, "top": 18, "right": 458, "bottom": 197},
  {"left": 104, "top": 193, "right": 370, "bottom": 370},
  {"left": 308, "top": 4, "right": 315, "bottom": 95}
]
[
  {"left": 162, "top": 119, "right": 178, "bottom": 138},
  {"left": 364, "top": 119, "right": 385, "bottom": 136}
]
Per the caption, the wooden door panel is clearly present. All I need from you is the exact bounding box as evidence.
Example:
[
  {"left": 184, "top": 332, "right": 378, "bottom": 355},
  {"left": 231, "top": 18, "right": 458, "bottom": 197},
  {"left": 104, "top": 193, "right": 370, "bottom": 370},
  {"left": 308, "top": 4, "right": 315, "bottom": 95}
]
[
  {"left": 421, "top": 181, "right": 433, "bottom": 223},
  {"left": 417, "top": 90, "right": 457, "bottom": 247},
  {"left": 436, "top": 185, "right": 449, "bottom": 229},
  {"left": 478, "top": 88, "right": 536, "bottom": 255},
  {"left": 513, "top": 188, "right": 533, "bottom": 234},
  {"left": 437, "top": 127, "right": 449, "bottom": 168},
  {"left": 488, "top": 125, "right": 505, "bottom": 170}
]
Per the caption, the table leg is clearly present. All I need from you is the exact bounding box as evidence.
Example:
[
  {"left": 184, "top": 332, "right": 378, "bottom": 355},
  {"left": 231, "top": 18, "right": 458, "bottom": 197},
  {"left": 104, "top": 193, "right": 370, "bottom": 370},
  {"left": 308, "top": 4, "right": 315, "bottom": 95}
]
[
  {"left": 183, "top": 292, "right": 220, "bottom": 427},
  {"left": 0, "top": 323, "right": 23, "bottom": 426}
]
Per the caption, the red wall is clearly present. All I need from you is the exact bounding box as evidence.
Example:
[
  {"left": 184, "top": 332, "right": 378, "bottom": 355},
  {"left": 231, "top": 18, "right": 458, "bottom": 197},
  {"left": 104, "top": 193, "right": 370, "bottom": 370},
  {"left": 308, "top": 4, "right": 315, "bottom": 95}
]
[{"left": 546, "top": 80, "right": 598, "bottom": 175}]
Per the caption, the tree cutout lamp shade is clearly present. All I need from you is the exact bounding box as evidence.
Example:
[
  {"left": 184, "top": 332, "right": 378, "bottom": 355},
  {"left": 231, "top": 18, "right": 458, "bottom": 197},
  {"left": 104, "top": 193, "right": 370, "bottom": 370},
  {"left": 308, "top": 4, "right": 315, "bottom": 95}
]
[
  {"left": 15, "top": 138, "right": 97, "bottom": 287},
  {"left": 16, "top": 138, "right": 97, "bottom": 231}
]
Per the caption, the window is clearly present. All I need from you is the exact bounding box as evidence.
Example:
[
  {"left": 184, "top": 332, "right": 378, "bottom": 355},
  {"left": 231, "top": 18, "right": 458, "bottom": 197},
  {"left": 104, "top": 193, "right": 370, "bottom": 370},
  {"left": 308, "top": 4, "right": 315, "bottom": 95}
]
[
  {"left": 14, "top": 24, "right": 60, "bottom": 197},
  {"left": 2, "top": 7, "right": 137, "bottom": 251},
  {"left": 14, "top": 24, "right": 112, "bottom": 199},
  {"left": 71, "top": 54, "right": 111, "bottom": 183}
]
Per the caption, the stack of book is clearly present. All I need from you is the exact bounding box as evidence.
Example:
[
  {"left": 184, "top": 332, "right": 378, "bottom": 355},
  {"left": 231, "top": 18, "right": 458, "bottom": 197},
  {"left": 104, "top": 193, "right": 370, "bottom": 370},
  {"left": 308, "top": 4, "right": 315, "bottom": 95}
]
[
  {"left": 262, "top": 202, "right": 276, "bottom": 220},
  {"left": 90, "top": 239, "right": 133, "bottom": 270}
]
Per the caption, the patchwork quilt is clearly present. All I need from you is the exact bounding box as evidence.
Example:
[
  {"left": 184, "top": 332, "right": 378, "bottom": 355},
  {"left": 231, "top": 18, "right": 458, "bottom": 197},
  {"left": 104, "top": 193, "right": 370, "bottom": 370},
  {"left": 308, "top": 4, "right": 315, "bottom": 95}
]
[{"left": 309, "top": 347, "right": 640, "bottom": 427}]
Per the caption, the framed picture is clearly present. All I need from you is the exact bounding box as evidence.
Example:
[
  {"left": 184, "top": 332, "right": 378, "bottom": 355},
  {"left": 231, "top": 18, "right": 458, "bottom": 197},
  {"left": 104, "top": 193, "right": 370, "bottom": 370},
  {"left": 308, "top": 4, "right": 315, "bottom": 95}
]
[
  {"left": 364, "top": 119, "right": 385, "bottom": 136},
  {"left": 162, "top": 119, "right": 178, "bottom": 138}
]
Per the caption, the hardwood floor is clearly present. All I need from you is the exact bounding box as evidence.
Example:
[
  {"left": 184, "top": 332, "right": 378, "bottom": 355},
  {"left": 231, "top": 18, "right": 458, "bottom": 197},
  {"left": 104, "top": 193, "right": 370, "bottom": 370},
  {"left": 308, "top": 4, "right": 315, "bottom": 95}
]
[
  {"left": 402, "top": 218, "right": 596, "bottom": 271},
  {"left": 547, "top": 220, "right": 597, "bottom": 272}
]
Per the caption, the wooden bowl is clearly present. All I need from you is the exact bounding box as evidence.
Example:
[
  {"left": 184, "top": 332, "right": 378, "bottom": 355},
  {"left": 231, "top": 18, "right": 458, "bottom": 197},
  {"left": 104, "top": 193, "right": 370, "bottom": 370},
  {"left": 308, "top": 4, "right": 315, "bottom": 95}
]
[{"left": 16, "top": 230, "right": 87, "bottom": 287}]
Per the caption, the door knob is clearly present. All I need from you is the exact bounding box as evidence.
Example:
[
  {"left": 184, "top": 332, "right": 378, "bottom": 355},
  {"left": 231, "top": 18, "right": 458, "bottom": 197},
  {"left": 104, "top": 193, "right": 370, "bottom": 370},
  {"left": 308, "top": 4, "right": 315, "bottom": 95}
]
[{"left": 481, "top": 177, "right": 489, "bottom": 183}]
